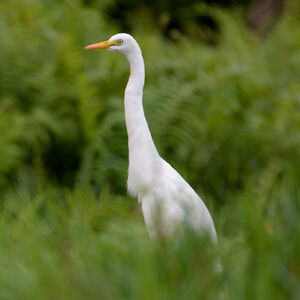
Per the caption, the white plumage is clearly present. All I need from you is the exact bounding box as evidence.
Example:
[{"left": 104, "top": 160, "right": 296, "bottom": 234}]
[{"left": 85, "top": 33, "right": 217, "bottom": 242}]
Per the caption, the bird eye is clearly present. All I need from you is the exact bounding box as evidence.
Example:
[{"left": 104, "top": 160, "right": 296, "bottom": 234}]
[{"left": 116, "top": 39, "right": 123, "bottom": 46}]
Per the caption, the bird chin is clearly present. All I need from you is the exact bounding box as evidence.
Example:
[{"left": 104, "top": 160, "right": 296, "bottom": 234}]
[{"left": 107, "top": 47, "right": 118, "bottom": 52}]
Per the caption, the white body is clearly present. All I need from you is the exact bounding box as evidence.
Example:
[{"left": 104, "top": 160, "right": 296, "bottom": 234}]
[{"left": 108, "top": 34, "right": 217, "bottom": 241}]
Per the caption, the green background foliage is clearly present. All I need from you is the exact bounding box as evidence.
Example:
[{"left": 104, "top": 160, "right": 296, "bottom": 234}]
[{"left": 0, "top": 0, "right": 299, "bottom": 299}]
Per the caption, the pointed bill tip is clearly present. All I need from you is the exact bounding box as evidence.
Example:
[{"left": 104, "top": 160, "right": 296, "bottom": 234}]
[{"left": 83, "top": 45, "right": 93, "bottom": 50}]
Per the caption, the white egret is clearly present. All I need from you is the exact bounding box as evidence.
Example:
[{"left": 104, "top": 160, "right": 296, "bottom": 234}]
[{"left": 84, "top": 33, "right": 217, "bottom": 242}]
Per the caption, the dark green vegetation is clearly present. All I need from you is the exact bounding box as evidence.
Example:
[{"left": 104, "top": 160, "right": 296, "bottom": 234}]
[{"left": 0, "top": 1, "right": 300, "bottom": 299}]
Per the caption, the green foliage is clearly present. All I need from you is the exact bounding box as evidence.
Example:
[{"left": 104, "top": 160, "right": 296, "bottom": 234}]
[
  {"left": 0, "top": 0, "right": 300, "bottom": 299},
  {"left": 0, "top": 183, "right": 299, "bottom": 299}
]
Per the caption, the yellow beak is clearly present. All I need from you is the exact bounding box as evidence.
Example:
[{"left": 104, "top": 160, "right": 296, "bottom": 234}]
[{"left": 84, "top": 40, "right": 115, "bottom": 50}]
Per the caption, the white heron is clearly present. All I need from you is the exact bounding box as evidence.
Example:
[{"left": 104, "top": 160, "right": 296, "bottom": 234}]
[{"left": 84, "top": 33, "right": 218, "bottom": 242}]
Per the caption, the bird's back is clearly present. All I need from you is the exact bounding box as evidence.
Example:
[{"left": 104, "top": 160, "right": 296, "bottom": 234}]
[{"left": 140, "top": 158, "right": 217, "bottom": 241}]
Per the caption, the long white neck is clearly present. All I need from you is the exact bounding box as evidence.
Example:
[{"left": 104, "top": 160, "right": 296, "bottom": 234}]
[{"left": 124, "top": 46, "right": 160, "bottom": 196}]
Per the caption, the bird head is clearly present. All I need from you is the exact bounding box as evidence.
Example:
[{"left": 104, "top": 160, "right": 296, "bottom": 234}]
[{"left": 84, "top": 33, "right": 138, "bottom": 55}]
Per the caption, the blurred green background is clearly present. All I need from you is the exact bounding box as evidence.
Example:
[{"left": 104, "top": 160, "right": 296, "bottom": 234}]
[{"left": 0, "top": 0, "right": 300, "bottom": 299}]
